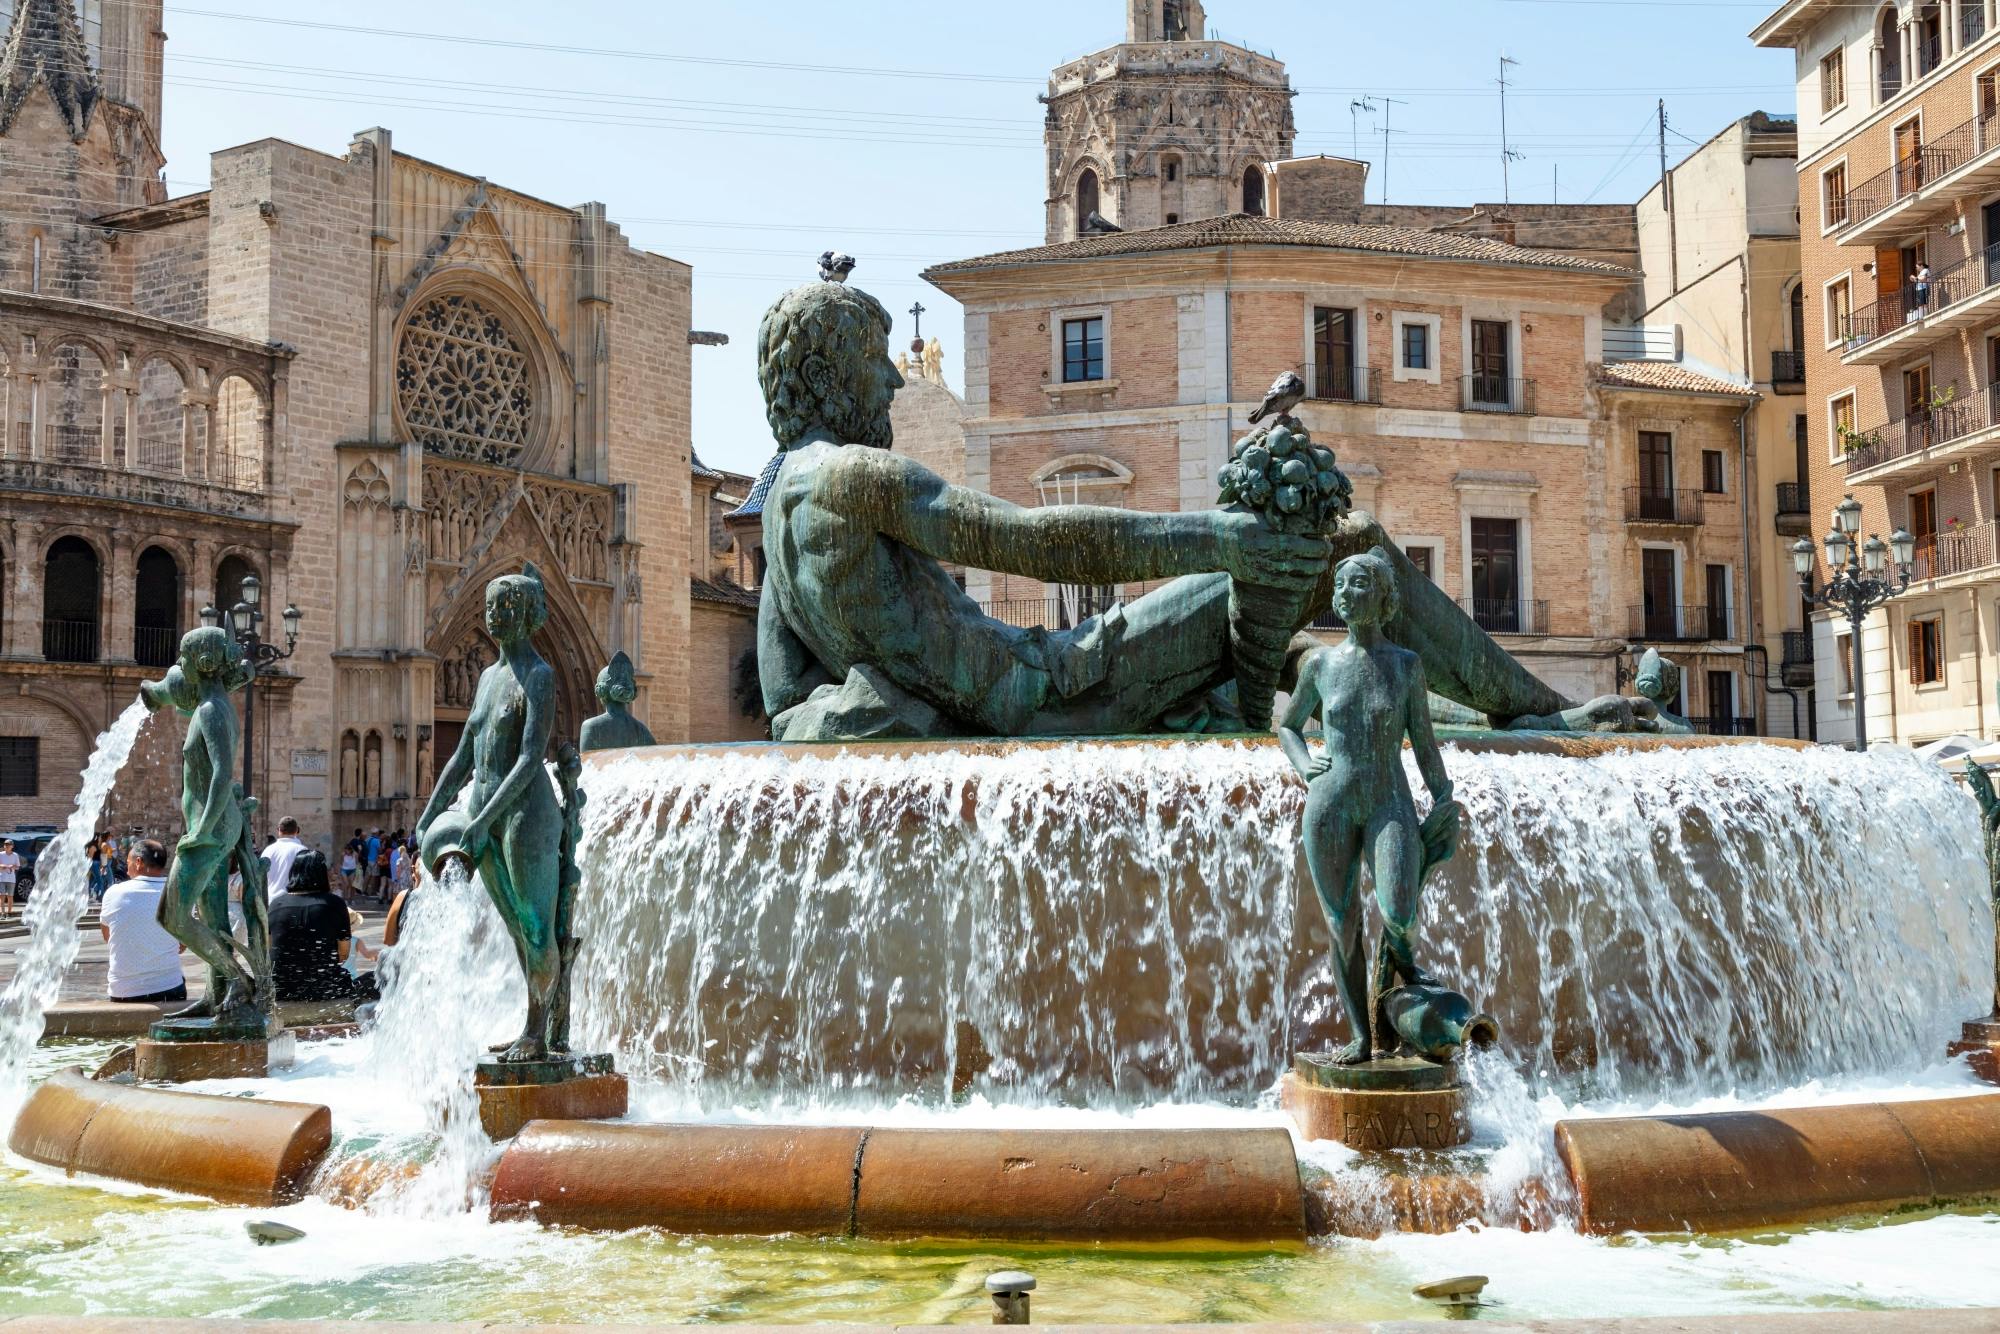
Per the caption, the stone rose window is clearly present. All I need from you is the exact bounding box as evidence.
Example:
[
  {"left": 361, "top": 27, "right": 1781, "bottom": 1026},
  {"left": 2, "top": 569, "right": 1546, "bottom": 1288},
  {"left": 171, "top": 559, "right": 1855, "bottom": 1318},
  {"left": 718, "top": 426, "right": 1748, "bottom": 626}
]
[{"left": 396, "top": 293, "right": 537, "bottom": 465}]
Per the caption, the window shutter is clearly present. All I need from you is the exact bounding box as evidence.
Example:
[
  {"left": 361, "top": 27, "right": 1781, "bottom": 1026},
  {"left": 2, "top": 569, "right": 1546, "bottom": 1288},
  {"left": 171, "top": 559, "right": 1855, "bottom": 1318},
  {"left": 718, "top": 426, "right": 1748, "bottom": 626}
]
[{"left": 1908, "top": 621, "right": 1924, "bottom": 685}]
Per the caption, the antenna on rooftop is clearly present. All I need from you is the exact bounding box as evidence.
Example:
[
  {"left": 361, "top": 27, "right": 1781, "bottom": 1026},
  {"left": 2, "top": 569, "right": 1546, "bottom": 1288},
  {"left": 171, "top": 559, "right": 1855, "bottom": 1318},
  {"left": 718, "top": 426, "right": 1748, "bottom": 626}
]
[
  {"left": 1499, "top": 55, "right": 1524, "bottom": 206},
  {"left": 1377, "top": 96, "right": 1410, "bottom": 205}
]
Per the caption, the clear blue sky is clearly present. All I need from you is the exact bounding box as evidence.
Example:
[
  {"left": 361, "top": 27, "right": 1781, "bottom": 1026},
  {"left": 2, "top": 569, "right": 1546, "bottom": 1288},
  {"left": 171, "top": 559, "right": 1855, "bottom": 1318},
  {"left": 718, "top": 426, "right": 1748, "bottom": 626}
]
[{"left": 152, "top": 0, "right": 1796, "bottom": 476}]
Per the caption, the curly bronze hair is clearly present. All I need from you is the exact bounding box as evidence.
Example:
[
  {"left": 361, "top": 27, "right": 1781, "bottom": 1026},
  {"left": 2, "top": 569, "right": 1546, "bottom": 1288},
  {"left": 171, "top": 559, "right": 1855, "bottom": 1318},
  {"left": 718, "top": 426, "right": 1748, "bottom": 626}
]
[{"left": 756, "top": 279, "right": 895, "bottom": 449}]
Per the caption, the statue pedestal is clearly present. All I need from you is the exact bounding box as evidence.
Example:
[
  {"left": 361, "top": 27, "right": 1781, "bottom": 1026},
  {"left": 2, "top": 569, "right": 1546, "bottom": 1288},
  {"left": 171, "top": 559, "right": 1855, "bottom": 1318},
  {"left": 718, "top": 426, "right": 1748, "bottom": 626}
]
[
  {"left": 1281, "top": 1053, "right": 1471, "bottom": 1151},
  {"left": 133, "top": 1031, "right": 293, "bottom": 1083},
  {"left": 475, "top": 1053, "right": 627, "bottom": 1142},
  {"left": 1949, "top": 1016, "right": 2000, "bottom": 1084}
]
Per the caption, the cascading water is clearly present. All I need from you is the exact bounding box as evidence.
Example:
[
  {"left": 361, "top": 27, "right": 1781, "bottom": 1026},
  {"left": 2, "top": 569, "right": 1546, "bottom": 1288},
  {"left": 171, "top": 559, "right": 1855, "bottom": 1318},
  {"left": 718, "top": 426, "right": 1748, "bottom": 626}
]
[
  {"left": 572, "top": 739, "right": 1988, "bottom": 1112},
  {"left": 0, "top": 700, "right": 149, "bottom": 1103},
  {"left": 357, "top": 858, "right": 523, "bottom": 1214}
]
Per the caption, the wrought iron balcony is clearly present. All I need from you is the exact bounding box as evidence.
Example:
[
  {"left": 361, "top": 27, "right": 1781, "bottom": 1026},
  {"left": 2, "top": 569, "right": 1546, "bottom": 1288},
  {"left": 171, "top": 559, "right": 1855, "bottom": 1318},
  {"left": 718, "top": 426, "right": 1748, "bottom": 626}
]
[
  {"left": 1775, "top": 481, "right": 1811, "bottom": 537},
  {"left": 1781, "top": 629, "right": 1814, "bottom": 688},
  {"left": 42, "top": 619, "right": 100, "bottom": 664},
  {"left": 1769, "top": 350, "right": 1806, "bottom": 388},
  {"left": 1840, "top": 384, "right": 1998, "bottom": 475},
  {"left": 1460, "top": 375, "right": 1536, "bottom": 415},
  {"left": 1309, "top": 366, "right": 1380, "bottom": 405},
  {"left": 1458, "top": 597, "right": 1546, "bottom": 635},
  {"left": 1690, "top": 715, "right": 1760, "bottom": 737},
  {"left": 1914, "top": 518, "right": 2000, "bottom": 582},
  {"left": 1629, "top": 604, "right": 1720, "bottom": 643},
  {"left": 978, "top": 595, "right": 1121, "bottom": 631},
  {"left": 1624, "top": 487, "right": 1706, "bottom": 526},
  {"left": 134, "top": 625, "right": 179, "bottom": 669},
  {"left": 1967, "top": 2, "right": 1989, "bottom": 45}
]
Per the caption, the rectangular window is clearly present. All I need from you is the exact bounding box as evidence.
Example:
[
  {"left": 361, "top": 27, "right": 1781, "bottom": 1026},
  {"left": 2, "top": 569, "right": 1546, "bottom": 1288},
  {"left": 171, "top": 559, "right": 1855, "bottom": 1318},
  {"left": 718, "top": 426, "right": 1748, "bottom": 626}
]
[
  {"left": 1701, "top": 448, "right": 1727, "bottom": 494},
  {"left": 1638, "top": 430, "right": 1675, "bottom": 519},
  {"left": 1642, "top": 548, "right": 1678, "bottom": 639},
  {"left": 1830, "top": 391, "right": 1857, "bottom": 460},
  {"left": 1313, "top": 306, "right": 1357, "bottom": 399},
  {"left": 1408, "top": 546, "right": 1434, "bottom": 581},
  {"left": 1835, "top": 631, "right": 1856, "bottom": 695},
  {"left": 1706, "top": 669, "right": 1737, "bottom": 730},
  {"left": 1470, "top": 319, "right": 1511, "bottom": 404},
  {"left": 1469, "top": 517, "right": 1521, "bottom": 631},
  {"left": 1706, "top": 564, "right": 1731, "bottom": 639},
  {"left": 1909, "top": 617, "right": 1945, "bottom": 685},
  {"left": 1826, "top": 277, "right": 1851, "bottom": 341},
  {"left": 1822, "top": 47, "right": 1847, "bottom": 113},
  {"left": 0, "top": 737, "right": 37, "bottom": 798},
  {"left": 1822, "top": 163, "right": 1849, "bottom": 229},
  {"left": 1061, "top": 317, "right": 1104, "bottom": 383},
  {"left": 1911, "top": 486, "right": 1939, "bottom": 579},
  {"left": 1401, "top": 322, "right": 1430, "bottom": 370}
]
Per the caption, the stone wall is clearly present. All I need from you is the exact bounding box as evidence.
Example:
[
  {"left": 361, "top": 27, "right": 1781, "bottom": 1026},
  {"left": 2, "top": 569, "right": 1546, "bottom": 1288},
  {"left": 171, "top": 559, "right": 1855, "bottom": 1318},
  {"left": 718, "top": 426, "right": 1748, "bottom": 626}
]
[
  {"left": 890, "top": 376, "right": 967, "bottom": 487},
  {"left": 687, "top": 600, "right": 762, "bottom": 743}
]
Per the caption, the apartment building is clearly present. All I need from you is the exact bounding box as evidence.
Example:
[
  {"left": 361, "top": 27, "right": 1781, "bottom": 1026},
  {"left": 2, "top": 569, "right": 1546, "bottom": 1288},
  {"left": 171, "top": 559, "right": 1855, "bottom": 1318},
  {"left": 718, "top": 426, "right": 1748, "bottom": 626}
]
[
  {"left": 1632, "top": 112, "right": 1815, "bottom": 737},
  {"left": 924, "top": 217, "right": 1761, "bottom": 722},
  {"left": 1756, "top": 0, "right": 2000, "bottom": 746}
]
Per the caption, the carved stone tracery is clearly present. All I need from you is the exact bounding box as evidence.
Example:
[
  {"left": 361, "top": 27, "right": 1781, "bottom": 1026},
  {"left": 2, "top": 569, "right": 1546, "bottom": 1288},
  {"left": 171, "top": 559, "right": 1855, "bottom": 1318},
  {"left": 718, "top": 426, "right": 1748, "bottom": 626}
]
[
  {"left": 436, "top": 634, "right": 492, "bottom": 710},
  {"left": 396, "top": 293, "right": 536, "bottom": 465}
]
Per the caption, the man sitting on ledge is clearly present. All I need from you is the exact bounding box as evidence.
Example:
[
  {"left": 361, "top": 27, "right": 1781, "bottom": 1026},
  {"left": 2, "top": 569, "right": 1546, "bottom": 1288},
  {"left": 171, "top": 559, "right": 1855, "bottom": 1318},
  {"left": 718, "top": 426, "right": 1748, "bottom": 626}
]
[
  {"left": 101, "top": 840, "right": 186, "bottom": 1004},
  {"left": 752, "top": 269, "right": 1597, "bottom": 741}
]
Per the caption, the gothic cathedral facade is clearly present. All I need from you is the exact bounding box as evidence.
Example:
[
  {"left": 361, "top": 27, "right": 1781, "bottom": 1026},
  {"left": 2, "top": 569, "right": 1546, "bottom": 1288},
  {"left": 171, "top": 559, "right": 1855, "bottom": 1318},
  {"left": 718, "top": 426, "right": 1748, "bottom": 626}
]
[{"left": 0, "top": 0, "right": 693, "bottom": 842}]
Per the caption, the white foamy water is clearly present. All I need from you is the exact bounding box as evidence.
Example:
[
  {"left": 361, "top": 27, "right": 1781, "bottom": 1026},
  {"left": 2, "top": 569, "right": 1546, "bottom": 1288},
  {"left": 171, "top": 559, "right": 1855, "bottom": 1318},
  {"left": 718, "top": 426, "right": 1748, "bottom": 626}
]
[
  {"left": 569, "top": 740, "right": 1988, "bottom": 1111},
  {"left": 358, "top": 859, "right": 522, "bottom": 1215},
  {"left": 0, "top": 700, "right": 149, "bottom": 1104}
]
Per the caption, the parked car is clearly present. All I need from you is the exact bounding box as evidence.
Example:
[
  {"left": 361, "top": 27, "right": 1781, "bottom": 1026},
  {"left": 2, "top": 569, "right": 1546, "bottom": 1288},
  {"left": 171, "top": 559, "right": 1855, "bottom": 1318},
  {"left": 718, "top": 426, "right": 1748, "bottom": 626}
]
[{"left": 0, "top": 827, "right": 60, "bottom": 902}]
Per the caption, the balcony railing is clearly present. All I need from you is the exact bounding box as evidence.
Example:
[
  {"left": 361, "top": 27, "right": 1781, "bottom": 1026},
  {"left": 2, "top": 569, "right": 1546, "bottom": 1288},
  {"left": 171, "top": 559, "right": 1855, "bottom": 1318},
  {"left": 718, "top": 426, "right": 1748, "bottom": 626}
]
[
  {"left": 134, "top": 625, "right": 178, "bottom": 668},
  {"left": 1690, "top": 715, "right": 1760, "bottom": 737},
  {"left": 1776, "top": 481, "right": 1810, "bottom": 517},
  {"left": 1461, "top": 375, "right": 1536, "bottom": 415},
  {"left": 1770, "top": 350, "right": 1805, "bottom": 386},
  {"left": 1967, "top": 2, "right": 1989, "bottom": 45},
  {"left": 1916, "top": 31, "right": 1944, "bottom": 78},
  {"left": 1459, "top": 597, "right": 1546, "bottom": 635},
  {"left": 978, "top": 595, "right": 1126, "bottom": 630},
  {"left": 1309, "top": 365, "right": 1380, "bottom": 405},
  {"left": 1840, "top": 241, "right": 2000, "bottom": 351},
  {"left": 1629, "top": 605, "right": 1719, "bottom": 643},
  {"left": 1837, "top": 108, "right": 2000, "bottom": 239},
  {"left": 1841, "top": 383, "right": 1999, "bottom": 472},
  {"left": 42, "top": 619, "right": 100, "bottom": 663},
  {"left": 1624, "top": 487, "right": 1706, "bottom": 526},
  {"left": 1915, "top": 518, "right": 2000, "bottom": 581},
  {"left": 1781, "top": 630, "right": 1813, "bottom": 669}
]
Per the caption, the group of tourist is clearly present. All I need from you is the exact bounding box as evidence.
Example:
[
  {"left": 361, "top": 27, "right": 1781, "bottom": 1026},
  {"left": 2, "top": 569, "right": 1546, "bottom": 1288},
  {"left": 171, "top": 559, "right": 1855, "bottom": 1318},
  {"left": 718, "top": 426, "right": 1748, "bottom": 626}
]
[
  {"left": 99, "top": 817, "right": 420, "bottom": 1009},
  {"left": 338, "top": 826, "right": 415, "bottom": 905}
]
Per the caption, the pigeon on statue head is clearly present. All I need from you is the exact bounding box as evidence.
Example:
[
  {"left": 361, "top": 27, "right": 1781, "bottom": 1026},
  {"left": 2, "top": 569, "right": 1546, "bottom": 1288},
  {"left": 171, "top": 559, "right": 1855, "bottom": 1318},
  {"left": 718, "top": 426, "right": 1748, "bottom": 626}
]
[{"left": 1248, "top": 370, "right": 1307, "bottom": 425}]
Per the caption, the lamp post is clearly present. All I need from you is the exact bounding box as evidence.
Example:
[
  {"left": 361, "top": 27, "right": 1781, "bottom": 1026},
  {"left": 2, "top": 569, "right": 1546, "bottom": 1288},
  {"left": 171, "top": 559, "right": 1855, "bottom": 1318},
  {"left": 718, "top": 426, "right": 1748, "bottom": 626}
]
[
  {"left": 200, "top": 574, "right": 302, "bottom": 802},
  {"left": 1791, "top": 494, "right": 1916, "bottom": 752}
]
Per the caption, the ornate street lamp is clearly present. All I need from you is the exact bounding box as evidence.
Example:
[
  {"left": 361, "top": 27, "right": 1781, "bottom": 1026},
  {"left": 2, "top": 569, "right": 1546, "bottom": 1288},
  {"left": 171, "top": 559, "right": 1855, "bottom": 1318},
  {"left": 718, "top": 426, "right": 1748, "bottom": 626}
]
[
  {"left": 221, "top": 572, "right": 302, "bottom": 802},
  {"left": 1792, "top": 493, "right": 1916, "bottom": 752}
]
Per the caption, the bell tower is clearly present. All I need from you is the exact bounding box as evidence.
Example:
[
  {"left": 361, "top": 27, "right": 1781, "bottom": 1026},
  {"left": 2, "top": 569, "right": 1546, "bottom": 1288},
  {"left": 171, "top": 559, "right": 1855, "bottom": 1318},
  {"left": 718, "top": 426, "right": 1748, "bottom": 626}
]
[
  {"left": 1127, "top": 0, "right": 1205, "bottom": 42},
  {"left": 1044, "top": 2, "right": 1292, "bottom": 242},
  {"left": 0, "top": 0, "right": 167, "bottom": 297}
]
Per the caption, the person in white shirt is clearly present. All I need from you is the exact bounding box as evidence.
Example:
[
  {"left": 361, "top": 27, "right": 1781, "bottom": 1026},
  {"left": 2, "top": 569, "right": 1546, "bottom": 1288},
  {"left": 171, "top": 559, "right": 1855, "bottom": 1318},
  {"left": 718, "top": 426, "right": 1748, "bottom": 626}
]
[
  {"left": 264, "top": 817, "right": 310, "bottom": 903},
  {"left": 0, "top": 839, "right": 19, "bottom": 920},
  {"left": 100, "top": 840, "right": 187, "bottom": 1003}
]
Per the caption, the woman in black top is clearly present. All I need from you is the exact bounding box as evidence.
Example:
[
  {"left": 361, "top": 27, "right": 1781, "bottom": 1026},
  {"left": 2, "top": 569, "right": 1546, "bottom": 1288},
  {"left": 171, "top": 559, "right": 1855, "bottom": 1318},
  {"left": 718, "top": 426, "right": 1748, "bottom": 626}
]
[{"left": 268, "top": 851, "right": 378, "bottom": 1002}]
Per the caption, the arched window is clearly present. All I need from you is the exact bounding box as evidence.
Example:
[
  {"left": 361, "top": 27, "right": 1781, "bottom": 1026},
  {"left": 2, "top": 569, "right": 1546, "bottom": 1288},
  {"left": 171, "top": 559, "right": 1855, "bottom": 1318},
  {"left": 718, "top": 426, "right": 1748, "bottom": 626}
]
[
  {"left": 1075, "top": 168, "right": 1100, "bottom": 237},
  {"left": 134, "top": 546, "right": 180, "bottom": 667},
  {"left": 134, "top": 356, "right": 186, "bottom": 475},
  {"left": 1242, "top": 165, "right": 1267, "bottom": 217},
  {"left": 45, "top": 342, "right": 104, "bottom": 465},
  {"left": 214, "top": 376, "right": 266, "bottom": 491},
  {"left": 215, "top": 553, "right": 257, "bottom": 618},
  {"left": 43, "top": 536, "right": 100, "bottom": 663},
  {"left": 1879, "top": 6, "right": 1903, "bottom": 102}
]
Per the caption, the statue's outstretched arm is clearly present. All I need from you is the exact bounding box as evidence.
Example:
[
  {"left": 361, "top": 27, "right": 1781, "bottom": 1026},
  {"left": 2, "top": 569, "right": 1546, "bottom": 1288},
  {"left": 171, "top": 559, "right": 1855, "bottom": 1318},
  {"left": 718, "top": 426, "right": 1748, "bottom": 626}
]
[{"left": 832, "top": 448, "right": 1326, "bottom": 591}]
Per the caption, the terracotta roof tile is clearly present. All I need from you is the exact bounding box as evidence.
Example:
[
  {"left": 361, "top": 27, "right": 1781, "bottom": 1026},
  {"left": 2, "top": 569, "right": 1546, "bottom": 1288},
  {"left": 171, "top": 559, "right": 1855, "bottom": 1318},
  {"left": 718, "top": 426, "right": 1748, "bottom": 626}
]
[
  {"left": 1596, "top": 360, "right": 1759, "bottom": 400},
  {"left": 690, "top": 576, "right": 760, "bottom": 610},
  {"left": 924, "top": 214, "right": 1636, "bottom": 278}
]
